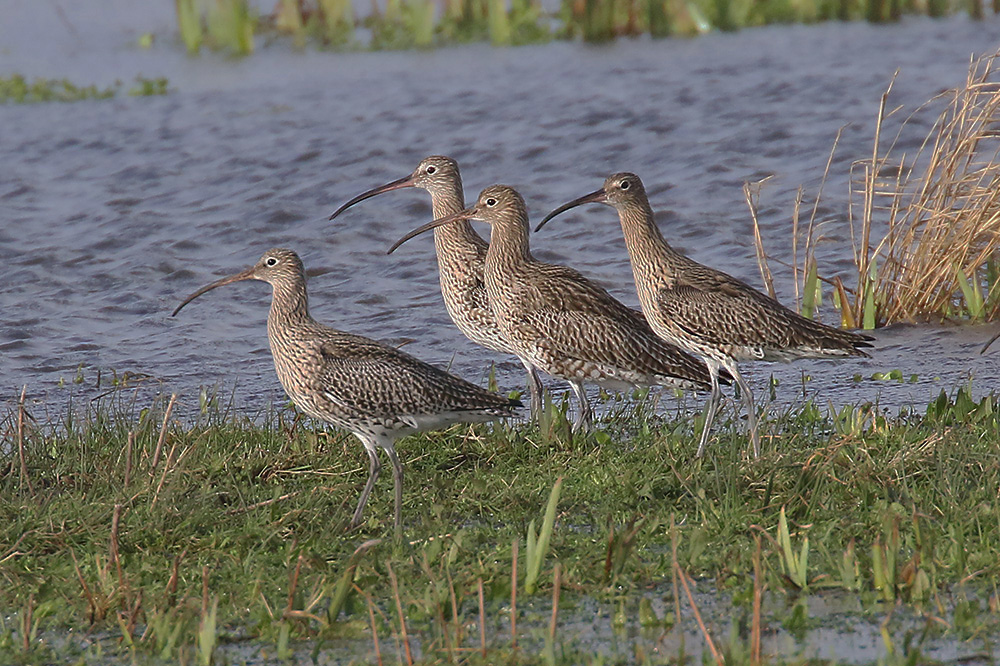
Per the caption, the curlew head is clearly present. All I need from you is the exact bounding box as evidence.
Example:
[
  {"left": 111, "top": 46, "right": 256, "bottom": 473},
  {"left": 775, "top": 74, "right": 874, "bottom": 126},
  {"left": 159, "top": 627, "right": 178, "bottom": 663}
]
[
  {"left": 387, "top": 185, "right": 525, "bottom": 254},
  {"left": 535, "top": 172, "right": 648, "bottom": 232},
  {"left": 329, "top": 155, "right": 461, "bottom": 221},
  {"left": 171, "top": 248, "right": 304, "bottom": 317}
]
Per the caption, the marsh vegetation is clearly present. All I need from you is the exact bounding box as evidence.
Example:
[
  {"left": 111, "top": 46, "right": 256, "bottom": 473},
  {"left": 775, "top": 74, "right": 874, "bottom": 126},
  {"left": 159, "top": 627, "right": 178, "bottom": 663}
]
[
  {"left": 750, "top": 51, "right": 1000, "bottom": 330},
  {"left": 2, "top": 381, "right": 1000, "bottom": 663},
  {"left": 175, "top": 0, "right": 1000, "bottom": 54}
]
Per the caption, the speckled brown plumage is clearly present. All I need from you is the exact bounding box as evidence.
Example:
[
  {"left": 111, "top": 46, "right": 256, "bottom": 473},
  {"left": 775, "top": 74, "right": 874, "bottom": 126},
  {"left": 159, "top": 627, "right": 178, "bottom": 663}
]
[
  {"left": 538, "top": 172, "right": 874, "bottom": 458},
  {"left": 172, "top": 248, "right": 520, "bottom": 530},
  {"left": 329, "top": 156, "right": 543, "bottom": 412},
  {"left": 389, "top": 186, "right": 717, "bottom": 433}
]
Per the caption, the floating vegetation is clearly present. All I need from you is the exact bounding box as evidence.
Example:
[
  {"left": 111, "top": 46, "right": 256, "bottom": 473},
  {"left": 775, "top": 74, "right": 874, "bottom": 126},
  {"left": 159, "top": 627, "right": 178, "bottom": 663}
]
[
  {"left": 753, "top": 51, "right": 1000, "bottom": 329},
  {"left": 172, "top": 0, "right": 996, "bottom": 53},
  {"left": 0, "top": 75, "right": 170, "bottom": 104}
]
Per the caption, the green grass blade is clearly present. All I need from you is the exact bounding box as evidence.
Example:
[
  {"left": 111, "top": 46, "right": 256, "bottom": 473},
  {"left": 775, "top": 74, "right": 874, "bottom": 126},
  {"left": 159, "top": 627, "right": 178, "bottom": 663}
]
[
  {"left": 525, "top": 478, "right": 562, "bottom": 594},
  {"left": 197, "top": 597, "right": 218, "bottom": 666},
  {"left": 801, "top": 259, "right": 819, "bottom": 319},
  {"left": 954, "top": 262, "right": 984, "bottom": 321}
]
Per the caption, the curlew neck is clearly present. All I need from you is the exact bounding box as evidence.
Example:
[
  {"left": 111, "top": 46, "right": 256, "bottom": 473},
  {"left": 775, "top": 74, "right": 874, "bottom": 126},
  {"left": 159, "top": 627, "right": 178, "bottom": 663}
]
[
  {"left": 266, "top": 275, "right": 311, "bottom": 332},
  {"left": 616, "top": 200, "right": 680, "bottom": 285},
  {"left": 483, "top": 209, "right": 533, "bottom": 272},
  {"left": 429, "top": 179, "right": 483, "bottom": 250}
]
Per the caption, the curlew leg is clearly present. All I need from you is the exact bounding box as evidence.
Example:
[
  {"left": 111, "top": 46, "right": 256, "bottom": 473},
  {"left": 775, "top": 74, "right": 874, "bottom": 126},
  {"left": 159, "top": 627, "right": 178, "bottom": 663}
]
[
  {"left": 568, "top": 380, "right": 592, "bottom": 433},
  {"left": 352, "top": 437, "right": 381, "bottom": 528},
  {"left": 522, "top": 359, "right": 544, "bottom": 420},
  {"left": 723, "top": 359, "right": 760, "bottom": 459},
  {"left": 381, "top": 441, "right": 405, "bottom": 533},
  {"left": 695, "top": 359, "right": 723, "bottom": 459}
]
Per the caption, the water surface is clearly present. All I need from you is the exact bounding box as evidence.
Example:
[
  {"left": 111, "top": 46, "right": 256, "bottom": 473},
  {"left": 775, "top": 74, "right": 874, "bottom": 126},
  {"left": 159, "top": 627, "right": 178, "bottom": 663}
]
[{"left": 2, "top": 7, "right": 1000, "bottom": 419}]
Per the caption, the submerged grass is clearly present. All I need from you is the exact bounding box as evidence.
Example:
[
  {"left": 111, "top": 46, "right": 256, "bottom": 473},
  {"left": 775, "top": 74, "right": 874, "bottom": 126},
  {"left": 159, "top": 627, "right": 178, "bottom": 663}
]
[
  {"left": 753, "top": 50, "right": 1000, "bottom": 330},
  {"left": 2, "top": 383, "right": 1000, "bottom": 662}
]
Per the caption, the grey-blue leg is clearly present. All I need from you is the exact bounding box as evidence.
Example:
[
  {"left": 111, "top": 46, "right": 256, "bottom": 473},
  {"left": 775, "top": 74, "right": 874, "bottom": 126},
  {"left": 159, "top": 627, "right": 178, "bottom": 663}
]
[
  {"left": 724, "top": 359, "right": 760, "bottom": 458},
  {"left": 695, "top": 359, "right": 723, "bottom": 459},
  {"left": 569, "top": 380, "right": 592, "bottom": 433},
  {"left": 352, "top": 438, "right": 381, "bottom": 527}
]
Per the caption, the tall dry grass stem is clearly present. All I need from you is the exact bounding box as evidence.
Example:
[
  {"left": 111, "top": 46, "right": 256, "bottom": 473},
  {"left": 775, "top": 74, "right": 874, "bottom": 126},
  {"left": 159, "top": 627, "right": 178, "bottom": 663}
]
[
  {"left": 150, "top": 393, "right": 177, "bottom": 475},
  {"left": 510, "top": 537, "right": 518, "bottom": 649},
  {"left": 676, "top": 562, "right": 723, "bottom": 666},
  {"left": 746, "top": 178, "right": 777, "bottom": 299},
  {"left": 853, "top": 53, "right": 1000, "bottom": 324},
  {"left": 752, "top": 535, "right": 762, "bottom": 666},
  {"left": 548, "top": 561, "right": 561, "bottom": 643},
  {"left": 123, "top": 431, "right": 134, "bottom": 488},
  {"left": 17, "top": 385, "right": 33, "bottom": 494},
  {"left": 477, "top": 577, "right": 487, "bottom": 657},
  {"left": 386, "top": 561, "right": 414, "bottom": 666},
  {"left": 755, "top": 52, "right": 1000, "bottom": 327},
  {"left": 362, "top": 586, "right": 384, "bottom": 666}
]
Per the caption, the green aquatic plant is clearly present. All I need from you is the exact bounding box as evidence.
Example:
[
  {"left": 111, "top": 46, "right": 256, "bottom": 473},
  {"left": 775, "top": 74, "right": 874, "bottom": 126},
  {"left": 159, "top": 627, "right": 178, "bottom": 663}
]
[
  {"left": 366, "top": 0, "right": 436, "bottom": 50},
  {"left": 0, "top": 75, "right": 116, "bottom": 104},
  {"left": 776, "top": 506, "right": 810, "bottom": 591},
  {"left": 0, "top": 75, "right": 168, "bottom": 104},
  {"left": 206, "top": 0, "right": 256, "bottom": 54},
  {"left": 524, "top": 477, "right": 563, "bottom": 594},
  {"left": 169, "top": 0, "right": 997, "bottom": 52},
  {"left": 488, "top": 0, "right": 513, "bottom": 43},
  {"left": 313, "top": 0, "right": 356, "bottom": 46},
  {"left": 128, "top": 76, "right": 170, "bottom": 97},
  {"left": 176, "top": 0, "right": 204, "bottom": 53}
]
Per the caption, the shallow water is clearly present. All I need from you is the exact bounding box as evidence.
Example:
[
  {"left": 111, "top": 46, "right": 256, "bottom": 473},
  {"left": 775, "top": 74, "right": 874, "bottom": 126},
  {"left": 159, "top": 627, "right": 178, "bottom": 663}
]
[
  {"left": 31, "top": 586, "right": 1000, "bottom": 664},
  {"left": 2, "top": 6, "right": 1000, "bottom": 420}
]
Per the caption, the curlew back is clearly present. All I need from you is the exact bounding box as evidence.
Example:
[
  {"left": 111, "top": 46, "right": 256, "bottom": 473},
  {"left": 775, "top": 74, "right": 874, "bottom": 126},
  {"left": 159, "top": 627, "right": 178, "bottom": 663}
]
[{"left": 499, "top": 261, "right": 717, "bottom": 390}]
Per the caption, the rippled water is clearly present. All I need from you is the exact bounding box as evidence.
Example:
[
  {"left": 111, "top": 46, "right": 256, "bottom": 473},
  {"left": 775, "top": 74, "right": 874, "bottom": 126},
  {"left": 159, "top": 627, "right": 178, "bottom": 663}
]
[{"left": 3, "top": 5, "right": 1000, "bottom": 418}]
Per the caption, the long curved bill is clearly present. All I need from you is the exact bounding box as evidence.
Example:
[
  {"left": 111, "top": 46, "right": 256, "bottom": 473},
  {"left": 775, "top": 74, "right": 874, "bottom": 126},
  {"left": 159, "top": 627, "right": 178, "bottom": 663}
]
[
  {"left": 534, "top": 188, "right": 607, "bottom": 232},
  {"left": 329, "top": 175, "right": 414, "bottom": 221},
  {"left": 387, "top": 207, "right": 477, "bottom": 255},
  {"left": 171, "top": 267, "right": 256, "bottom": 317}
]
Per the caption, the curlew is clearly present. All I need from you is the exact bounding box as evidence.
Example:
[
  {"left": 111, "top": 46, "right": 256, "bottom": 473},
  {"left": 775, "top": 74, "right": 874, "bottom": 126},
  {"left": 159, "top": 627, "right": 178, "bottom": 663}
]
[
  {"left": 538, "top": 172, "right": 873, "bottom": 457},
  {"left": 388, "top": 185, "right": 719, "bottom": 433},
  {"left": 330, "top": 156, "right": 544, "bottom": 414},
  {"left": 172, "top": 248, "right": 521, "bottom": 530}
]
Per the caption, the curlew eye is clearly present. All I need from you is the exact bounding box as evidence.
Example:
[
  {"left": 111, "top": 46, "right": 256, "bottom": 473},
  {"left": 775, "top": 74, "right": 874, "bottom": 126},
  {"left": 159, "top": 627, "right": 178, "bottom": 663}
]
[
  {"left": 485, "top": 197, "right": 497, "bottom": 207},
  {"left": 265, "top": 257, "right": 278, "bottom": 267},
  {"left": 425, "top": 165, "right": 437, "bottom": 175},
  {"left": 620, "top": 180, "right": 631, "bottom": 190}
]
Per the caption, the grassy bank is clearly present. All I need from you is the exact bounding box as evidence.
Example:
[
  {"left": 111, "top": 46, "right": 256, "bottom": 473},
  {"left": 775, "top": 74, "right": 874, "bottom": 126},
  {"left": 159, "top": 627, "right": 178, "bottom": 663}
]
[
  {"left": 2, "top": 383, "right": 1000, "bottom": 663},
  {"left": 175, "top": 0, "right": 998, "bottom": 55}
]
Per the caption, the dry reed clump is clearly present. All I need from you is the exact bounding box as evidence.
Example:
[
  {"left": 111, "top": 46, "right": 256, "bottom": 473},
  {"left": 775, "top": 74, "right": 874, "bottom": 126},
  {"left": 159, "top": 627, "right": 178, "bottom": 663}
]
[{"left": 753, "top": 49, "right": 1000, "bottom": 329}]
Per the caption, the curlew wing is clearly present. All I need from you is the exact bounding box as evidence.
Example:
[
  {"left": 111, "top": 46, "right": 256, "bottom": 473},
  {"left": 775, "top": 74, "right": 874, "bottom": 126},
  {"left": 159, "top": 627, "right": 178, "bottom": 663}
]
[
  {"left": 313, "top": 333, "right": 517, "bottom": 422},
  {"left": 509, "top": 263, "right": 713, "bottom": 388},
  {"left": 656, "top": 265, "right": 873, "bottom": 359}
]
